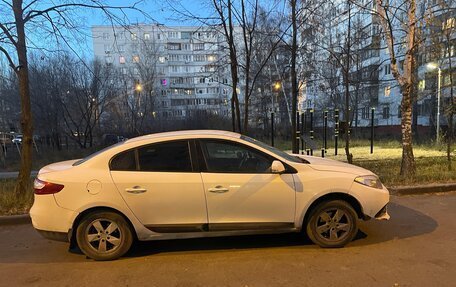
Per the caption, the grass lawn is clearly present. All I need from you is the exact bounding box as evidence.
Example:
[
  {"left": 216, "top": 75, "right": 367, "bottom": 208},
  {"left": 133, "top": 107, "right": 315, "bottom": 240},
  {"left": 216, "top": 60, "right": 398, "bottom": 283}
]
[
  {"left": 326, "top": 145, "right": 455, "bottom": 187},
  {"left": 0, "top": 179, "right": 34, "bottom": 215}
]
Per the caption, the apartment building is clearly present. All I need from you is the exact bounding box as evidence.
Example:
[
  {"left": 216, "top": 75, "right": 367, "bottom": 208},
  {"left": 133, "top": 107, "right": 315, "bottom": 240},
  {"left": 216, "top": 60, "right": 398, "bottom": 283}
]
[
  {"left": 304, "top": 0, "right": 455, "bottom": 133},
  {"left": 91, "top": 24, "right": 232, "bottom": 121}
]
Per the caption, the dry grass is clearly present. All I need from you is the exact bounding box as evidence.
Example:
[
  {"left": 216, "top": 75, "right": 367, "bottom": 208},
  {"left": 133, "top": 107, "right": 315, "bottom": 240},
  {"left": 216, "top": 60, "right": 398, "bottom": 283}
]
[
  {"left": 325, "top": 144, "right": 455, "bottom": 187},
  {"left": 0, "top": 179, "right": 34, "bottom": 215}
]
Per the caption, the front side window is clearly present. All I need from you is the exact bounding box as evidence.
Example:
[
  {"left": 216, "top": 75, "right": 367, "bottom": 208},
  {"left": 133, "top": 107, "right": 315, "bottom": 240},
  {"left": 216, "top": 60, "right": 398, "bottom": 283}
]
[
  {"left": 138, "top": 141, "right": 192, "bottom": 172},
  {"left": 201, "top": 140, "right": 273, "bottom": 173}
]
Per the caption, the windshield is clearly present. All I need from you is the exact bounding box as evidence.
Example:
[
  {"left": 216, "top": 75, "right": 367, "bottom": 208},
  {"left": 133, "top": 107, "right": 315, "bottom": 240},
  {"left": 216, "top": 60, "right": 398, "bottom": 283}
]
[
  {"left": 241, "top": 135, "right": 308, "bottom": 164},
  {"left": 72, "top": 142, "right": 125, "bottom": 166}
]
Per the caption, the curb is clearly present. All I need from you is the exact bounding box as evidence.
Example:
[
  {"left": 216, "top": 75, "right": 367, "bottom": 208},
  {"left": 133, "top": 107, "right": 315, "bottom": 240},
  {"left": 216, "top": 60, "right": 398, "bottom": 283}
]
[
  {"left": 389, "top": 183, "right": 456, "bottom": 195},
  {"left": 0, "top": 214, "right": 31, "bottom": 226}
]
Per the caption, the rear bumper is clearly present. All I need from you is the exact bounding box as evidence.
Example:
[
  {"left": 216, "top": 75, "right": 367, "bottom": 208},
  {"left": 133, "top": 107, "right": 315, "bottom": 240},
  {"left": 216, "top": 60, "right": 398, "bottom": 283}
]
[{"left": 29, "top": 194, "right": 75, "bottom": 234}]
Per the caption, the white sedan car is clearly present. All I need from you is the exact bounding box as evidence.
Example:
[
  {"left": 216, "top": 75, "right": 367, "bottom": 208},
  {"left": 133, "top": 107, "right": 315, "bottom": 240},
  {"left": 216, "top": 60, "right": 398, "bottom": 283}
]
[{"left": 30, "top": 130, "right": 389, "bottom": 260}]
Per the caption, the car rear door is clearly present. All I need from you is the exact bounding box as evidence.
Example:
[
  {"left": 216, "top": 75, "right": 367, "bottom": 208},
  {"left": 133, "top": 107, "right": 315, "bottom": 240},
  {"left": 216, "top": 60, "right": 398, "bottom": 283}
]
[
  {"left": 198, "top": 139, "right": 296, "bottom": 231},
  {"left": 110, "top": 140, "right": 208, "bottom": 232}
]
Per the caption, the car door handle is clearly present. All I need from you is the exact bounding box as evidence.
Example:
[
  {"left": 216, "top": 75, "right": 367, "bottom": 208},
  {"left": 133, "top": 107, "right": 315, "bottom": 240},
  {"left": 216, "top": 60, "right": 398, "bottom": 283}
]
[
  {"left": 208, "top": 186, "right": 229, "bottom": 193},
  {"left": 125, "top": 186, "right": 147, "bottom": 194}
]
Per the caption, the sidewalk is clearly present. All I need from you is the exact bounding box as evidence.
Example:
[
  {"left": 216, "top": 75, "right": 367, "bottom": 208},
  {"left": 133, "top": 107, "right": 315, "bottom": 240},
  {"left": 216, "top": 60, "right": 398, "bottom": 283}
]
[{"left": 0, "top": 171, "right": 38, "bottom": 179}]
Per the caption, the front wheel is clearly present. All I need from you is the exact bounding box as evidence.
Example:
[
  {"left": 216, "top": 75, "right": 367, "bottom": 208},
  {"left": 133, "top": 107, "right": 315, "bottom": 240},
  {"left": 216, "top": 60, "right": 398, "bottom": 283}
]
[
  {"left": 306, "top": 200, "right": 358, "bottom": 248},
  {"left": 76, "top": 211, "right": 133, "bottom": 260}
]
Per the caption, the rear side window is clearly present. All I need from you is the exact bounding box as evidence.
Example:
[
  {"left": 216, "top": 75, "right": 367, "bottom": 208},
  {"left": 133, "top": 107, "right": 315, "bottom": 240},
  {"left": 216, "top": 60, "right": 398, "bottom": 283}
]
[
  {"left": 138, "top": 141, "right": 192, "bottom": 172},
  {"left": 110, "top": 150, "right": 136, "bottom": 171}
]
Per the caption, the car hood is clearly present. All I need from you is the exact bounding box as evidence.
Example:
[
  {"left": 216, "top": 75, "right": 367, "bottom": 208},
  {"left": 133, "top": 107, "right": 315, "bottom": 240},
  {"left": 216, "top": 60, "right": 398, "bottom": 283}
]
[
  {"left": 293, "top": 155, "right": 375, "bottom": 176},
  {"left": 38, "top": 159, "right": 80, "bottom": 175}
]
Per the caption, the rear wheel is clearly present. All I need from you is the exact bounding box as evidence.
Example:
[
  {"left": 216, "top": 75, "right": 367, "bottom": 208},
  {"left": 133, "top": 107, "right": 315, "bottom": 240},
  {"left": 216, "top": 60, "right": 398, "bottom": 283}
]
[
  {"left": 306, "top": 200, "right": 358, "bottom": 248},
  {"left": 76, "top": 211, "right": 133, "bottom": 260}
]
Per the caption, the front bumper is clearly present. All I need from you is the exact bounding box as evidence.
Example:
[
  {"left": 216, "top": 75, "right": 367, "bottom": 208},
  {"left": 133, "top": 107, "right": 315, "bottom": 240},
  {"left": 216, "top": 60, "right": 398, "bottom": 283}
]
[{"left": 349, "top": 182, "right": 390, "bottom": 220}]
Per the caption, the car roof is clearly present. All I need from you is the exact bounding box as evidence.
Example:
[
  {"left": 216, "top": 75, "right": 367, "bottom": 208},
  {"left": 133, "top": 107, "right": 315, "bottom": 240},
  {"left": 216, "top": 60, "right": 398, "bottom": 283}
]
[{"left": 125, "top": 130, "right": 241, "bottom": 144}]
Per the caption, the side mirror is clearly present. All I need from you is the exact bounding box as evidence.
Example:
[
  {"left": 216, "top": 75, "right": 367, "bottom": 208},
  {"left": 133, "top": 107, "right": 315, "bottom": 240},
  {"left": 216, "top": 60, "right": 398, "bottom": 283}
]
[{"left": 271, "top": 160, "right": 286, "bottom": 174}]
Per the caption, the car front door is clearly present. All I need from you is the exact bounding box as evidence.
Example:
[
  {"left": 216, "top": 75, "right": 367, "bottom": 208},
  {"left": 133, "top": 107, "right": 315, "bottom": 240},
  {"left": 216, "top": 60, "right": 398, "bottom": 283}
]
[
  {"left": 110, "top": 140, "right": 208, "bottom": 232},
  {"left": 199, "top": 139, "right": 296, "bottom": 231}
]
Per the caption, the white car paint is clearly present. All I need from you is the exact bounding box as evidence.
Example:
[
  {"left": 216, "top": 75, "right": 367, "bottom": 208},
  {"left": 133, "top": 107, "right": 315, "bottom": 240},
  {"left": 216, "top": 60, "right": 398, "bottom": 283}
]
[{"left": 30, "top": 130, "right": 389, "bottom": 244}]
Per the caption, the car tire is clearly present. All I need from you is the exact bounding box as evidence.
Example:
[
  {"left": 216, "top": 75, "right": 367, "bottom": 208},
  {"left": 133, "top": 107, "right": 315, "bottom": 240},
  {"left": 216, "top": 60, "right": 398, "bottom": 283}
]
[
  {"left": 306, "top": 200, "right": 358, "bottom": 248},
  {"left": 76, "top": 211, "right": 133, "bottom": 261}
]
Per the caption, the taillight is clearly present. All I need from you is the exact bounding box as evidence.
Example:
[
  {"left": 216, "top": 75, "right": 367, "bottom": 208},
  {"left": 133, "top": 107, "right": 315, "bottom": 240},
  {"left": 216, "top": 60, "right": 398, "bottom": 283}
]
[{"left": 34, "top": 178, "right": 64, "bottom": 195}]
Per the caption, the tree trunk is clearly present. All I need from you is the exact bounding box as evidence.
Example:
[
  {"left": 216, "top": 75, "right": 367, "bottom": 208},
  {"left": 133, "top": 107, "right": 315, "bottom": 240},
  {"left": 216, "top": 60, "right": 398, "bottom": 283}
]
[
  {"left": 344, "top": 0, "right": 353, "bottom": 164},
  {"left": 290, "top": 0, "right": 298, "bottom": 154},
  {"left": 400, "top": 85, "right": 416, "bottom": 177},
  {"left": 13, "top": 0, "right": 33, "bottom": 198}
]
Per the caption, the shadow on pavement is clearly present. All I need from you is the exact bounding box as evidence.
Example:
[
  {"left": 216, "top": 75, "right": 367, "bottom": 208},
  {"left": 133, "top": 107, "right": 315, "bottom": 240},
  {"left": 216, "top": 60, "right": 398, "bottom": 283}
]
[
  {"left": 126, "top": 202, "right": 438, "bottom": 258},
  {"left": 0, "top": 202, "right": 438, "bottom": 263}
]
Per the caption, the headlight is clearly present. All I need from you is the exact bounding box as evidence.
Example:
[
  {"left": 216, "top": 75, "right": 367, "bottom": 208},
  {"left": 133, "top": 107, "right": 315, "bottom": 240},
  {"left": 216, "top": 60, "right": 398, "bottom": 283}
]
[{"left": 354, "top": 175, "right": 383, "bottom": 189}]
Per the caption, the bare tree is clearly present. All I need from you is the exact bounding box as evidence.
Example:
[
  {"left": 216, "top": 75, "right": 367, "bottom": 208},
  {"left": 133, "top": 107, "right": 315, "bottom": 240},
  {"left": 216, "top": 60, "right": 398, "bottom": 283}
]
[
  {"left": 376, "top": 0, "right": 418, "bottom": 177},
  {"left": 0, "top": 0, "right": 147, "bottom": 197}
]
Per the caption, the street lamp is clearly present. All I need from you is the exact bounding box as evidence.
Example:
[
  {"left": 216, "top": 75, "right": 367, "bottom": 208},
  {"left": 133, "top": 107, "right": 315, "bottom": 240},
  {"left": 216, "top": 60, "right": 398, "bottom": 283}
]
[{"left": 426, "top": 62, "right": 442, "bottom": 143}]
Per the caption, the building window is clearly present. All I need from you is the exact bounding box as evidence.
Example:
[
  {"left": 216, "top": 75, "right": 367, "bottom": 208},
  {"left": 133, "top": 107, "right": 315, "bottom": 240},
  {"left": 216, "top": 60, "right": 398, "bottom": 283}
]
[
  {"left": 144, "top": 33, "right": 150, "bottom": 40},
  {"left": 182, "top": 43, "right": 191, "bottom": 50},
  {"left": 181, "top": 32, "right": 191, "bottom": 39},
  {"left": 169, "top": 54, "right": 180, "bottom": 61},
  {"left": 119, "top": 56, "right": 126, "bottom": 64},
  {"left": 104, "top": 44, "right": 111, "bottom": 53},
  {"left": 158, "top": 56, "right": 166, "bottom": 63},
  {"left": 382, "top": 106, "right": 390, "bottom": 119},
  {"left": 361, "top": 107, "right": 370, "bottom": 119},
  {"left": 384, "top": 64, "right": 391, "bottom": 75},
  {"left": 398, "top": 105, "right": 401, "bottom": 118},
  {"left": 193, "top": 43, "right": 204, "bottom": 50},
  {"left": 194, "top": 54, "right": 206, "bottom": 62},
  {"left": 167, "top": 43, "right": 181, "bottom": 50},
  {"left": 102, "top": 32, "right": 109, "bottom": 40},
  {"left": 121, "top": 67, "right": 127, "bottom": 75},
  {"left": 118, "top": 45, "right": 125, "bottom": 52},
  {"left": 168, "top": 31, "right": 179, "bottom": 38},
  {"left": 105, "top": 56, "right": 112, "bottom": 63},
  {"left": 443, "top": 18, "right": 455, "bottom": 30},
  {"left": 131, "top": 33, "right": 137, "bottom": 40},
  {"left": 384, "top": 86, "right": 391, "bottom": 97},
  {"left": 418, "top": 79, "right": 425, "bottom": 91},
  {"left": 207, "top": 55, "right": 216, "bottom": 62},
  {"left": 133, "top": 68, "right": 139, "bottom": 75},
  {"left": 132, "top": 55, "right": 140, "bottom": 63}
]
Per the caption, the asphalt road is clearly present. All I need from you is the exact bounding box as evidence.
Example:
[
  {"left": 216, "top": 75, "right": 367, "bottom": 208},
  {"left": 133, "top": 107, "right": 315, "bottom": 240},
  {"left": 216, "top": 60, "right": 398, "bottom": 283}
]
[{"left": 0, "top": 192, "right": 455, "bottom": 287}]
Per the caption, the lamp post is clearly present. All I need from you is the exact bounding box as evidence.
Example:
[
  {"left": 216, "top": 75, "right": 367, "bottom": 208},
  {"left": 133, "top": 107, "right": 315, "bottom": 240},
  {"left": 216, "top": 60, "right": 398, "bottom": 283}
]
[{"left": 426, "top": 63, "right": 441, "bottom": 143}]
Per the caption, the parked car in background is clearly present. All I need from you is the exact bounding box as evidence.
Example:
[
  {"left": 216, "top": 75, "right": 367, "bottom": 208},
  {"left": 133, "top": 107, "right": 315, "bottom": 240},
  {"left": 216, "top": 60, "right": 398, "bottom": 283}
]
[
  {"left": 12, "top": 134, "right": 23, "bottom": 145},
  {"left": 30, "top": 130, "right": 390, "bottom": 260}
]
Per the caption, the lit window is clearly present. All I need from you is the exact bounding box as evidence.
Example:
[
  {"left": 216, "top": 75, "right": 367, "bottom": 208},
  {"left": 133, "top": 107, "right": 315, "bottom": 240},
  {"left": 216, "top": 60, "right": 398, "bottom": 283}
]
[
  {"left": 119, "top": 56, "right": 126, "bottom": 64},
  {"left": 207, "top": 55, "right": 216, "bottom": 62},
  {"left": 158, "top": 56, "right": 166, "bottom": 63},
  {"left": 132, "top": 56, "right": 140, "bottom": 63},
  {"left": 131, "top": 33, "right": 137, "bottom": 40},
  {"left": 384, "top": 86, "right": 391, "bottom": 97},
  {"left": 144, "top": 33, "right": 150, "bottom": 40},
  {"left": 418, "top": 80, "right": 425, "bottom": 91}
]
